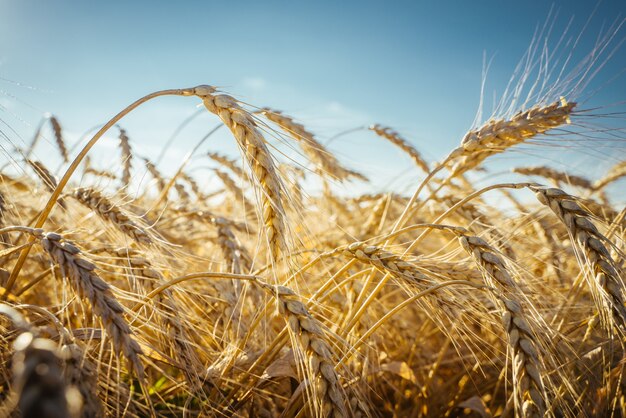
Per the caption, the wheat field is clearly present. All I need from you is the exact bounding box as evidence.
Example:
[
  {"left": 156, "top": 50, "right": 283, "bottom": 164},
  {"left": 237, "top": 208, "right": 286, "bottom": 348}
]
[{"left": 1, "top": 15, "right": 626, "bottom": 418}]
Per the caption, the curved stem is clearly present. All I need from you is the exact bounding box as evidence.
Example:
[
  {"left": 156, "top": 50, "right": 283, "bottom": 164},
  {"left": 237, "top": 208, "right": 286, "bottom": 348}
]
[
  {"left": 388, "top": 156, "right": 452, "bottom": 235},
  {"left": 156, "top": 107, "right": 205, "bottom": 164},
  {"left": 323, "top": 125, "right": 366, "bottom": 146},
  {"left": 340, "top": 280, "right": 486, "bottom": 362},
  {"left": 404, "top": 182, "right": 532, "bottom": 254},
  {"left": 2, "top": 87, "right": 198, "bottom": 298},
  {"left": 132, "top": 271, "right": 259, "bottom": 313}
]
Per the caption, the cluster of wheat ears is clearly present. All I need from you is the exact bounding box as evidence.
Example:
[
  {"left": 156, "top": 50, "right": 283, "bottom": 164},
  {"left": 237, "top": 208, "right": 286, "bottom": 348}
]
[{"left": 1, "top": 35, "right": 626, "bottom": 418}]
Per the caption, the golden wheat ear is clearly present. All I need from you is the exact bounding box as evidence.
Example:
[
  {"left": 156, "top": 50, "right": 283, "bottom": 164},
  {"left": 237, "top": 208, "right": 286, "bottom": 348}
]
[
  {"left": 118, "top": 127, "right": 133, "bottom": 188},
  {"left": 197, "top": 87, "right": 288, "bottom": 262},
  {"left": 36, "top": 232, "right": 145, "bottom": 378},
  {"left": 529, "top": 185, "right": 626, "bottom": 331}
]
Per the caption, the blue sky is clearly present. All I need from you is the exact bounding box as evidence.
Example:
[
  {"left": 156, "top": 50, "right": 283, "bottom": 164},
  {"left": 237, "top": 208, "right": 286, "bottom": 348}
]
[{"left": 1, "top": 1, "right": 625, "bottom": 196}]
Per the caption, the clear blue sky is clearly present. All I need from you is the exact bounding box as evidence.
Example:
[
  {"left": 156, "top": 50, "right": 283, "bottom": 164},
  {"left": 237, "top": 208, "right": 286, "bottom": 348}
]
[{"left": 1, "top": 1, "right": 625, "bottom": 195}]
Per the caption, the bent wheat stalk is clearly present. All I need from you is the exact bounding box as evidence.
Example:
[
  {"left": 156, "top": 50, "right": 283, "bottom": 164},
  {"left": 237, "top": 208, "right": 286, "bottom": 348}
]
[{"left": 4, "top": 86, "right": 202, "bottom": 297}]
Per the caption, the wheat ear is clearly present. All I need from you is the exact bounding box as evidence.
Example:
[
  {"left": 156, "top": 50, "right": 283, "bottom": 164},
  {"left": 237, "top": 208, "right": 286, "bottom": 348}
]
[
  {"left": 208, "top": 151, "right": 246, "bottom": 178},
  {"left": 73, "top": 187, "right": 153, "bottom": 245},
  {"left": 529, "top": 185, "right": 626, "bottom": 329},
  {"left": 197, "top": 86, "right": 287, "bottom": 261},
  {"left": 49, "top": 116, "right": 69, "bottom": 163},
  {"left": 110, "top": 247, "right": 205, "bottom": 391},
  {"left": 39, "top": 232, "right": 144, "bottom": 377},
  {"left": 258, "top": 281, "right": 347, "bottom": 418},
  {"left": 12, "top": 332, "right": 77, "bottom": 418},
  {"left": 214, "top": 168, "right": 250, "bottom": 205},
  {"left": 27, "top": 159, "right": 58, "bottom": 192},
  {"left": 0, "top": 192, "right": 8, "bottom": 244},
  {"left": 82, "top": 156, "right": 117, "bottom": 180},
  {"left": 593, "top": 160, "right": 626, "bottom": 191},
  {"left": 458, "top": 233, "right": 546, "bottom": 418},
  {"left": 142, "top": 157, "right": 167, "bottom": 192},
  {"left": 179, "top": 171, "right": 203, "bottom": 199},
  {"left": 447, "top": 98, "right": 576, "bottom": 177},
  {"left": 259, "top": 107, "right": 362, "bottom": 181},
  {"left": 118, "top": 128, "right": 133, "bottom": 187},
  {"left": 369, "top": 124, "right": 430, "bottom": 173},
  {"left": 27, "top": 160, "right": 67, "bottom": 209},
  {"left": 62, "top": 342, "right": 103, "bottom": 417},
  {"left": 343, "top": 241, "right": 428, "bottom": 283}
]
